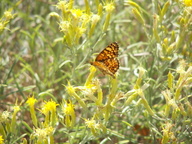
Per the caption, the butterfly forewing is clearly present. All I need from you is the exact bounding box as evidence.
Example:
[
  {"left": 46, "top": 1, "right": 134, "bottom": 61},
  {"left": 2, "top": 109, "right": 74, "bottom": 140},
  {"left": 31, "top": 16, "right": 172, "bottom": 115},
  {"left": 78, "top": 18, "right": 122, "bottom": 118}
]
[{"left": 95, "top": 42, "right": 119, "bottom": 62}]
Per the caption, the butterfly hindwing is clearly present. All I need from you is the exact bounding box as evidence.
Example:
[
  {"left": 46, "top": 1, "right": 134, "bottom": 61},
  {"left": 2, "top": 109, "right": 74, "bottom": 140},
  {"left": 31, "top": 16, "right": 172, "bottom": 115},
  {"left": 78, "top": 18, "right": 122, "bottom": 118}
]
[{"left": 104, "top": 58, "right": 119, "bottom": 74}]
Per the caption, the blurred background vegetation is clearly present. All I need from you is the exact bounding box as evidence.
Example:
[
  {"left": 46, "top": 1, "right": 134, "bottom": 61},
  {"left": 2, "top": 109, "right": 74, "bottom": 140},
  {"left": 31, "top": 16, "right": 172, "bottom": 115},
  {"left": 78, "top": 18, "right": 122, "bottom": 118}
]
[{"left": 0, "top": 0, "right": 192, "bottom": 143}]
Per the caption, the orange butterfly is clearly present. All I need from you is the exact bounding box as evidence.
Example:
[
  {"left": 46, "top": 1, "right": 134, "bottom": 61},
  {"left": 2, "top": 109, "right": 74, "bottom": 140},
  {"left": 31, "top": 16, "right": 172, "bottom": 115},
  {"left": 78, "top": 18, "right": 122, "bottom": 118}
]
[{"left": 90, "top": 42, "right": 119, "bottom": 79}]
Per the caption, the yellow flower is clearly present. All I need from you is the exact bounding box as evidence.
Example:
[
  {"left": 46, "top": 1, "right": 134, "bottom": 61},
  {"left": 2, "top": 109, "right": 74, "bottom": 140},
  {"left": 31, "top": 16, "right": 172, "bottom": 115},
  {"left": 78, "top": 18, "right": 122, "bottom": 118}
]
[
  {"left": 41, "top": 99, "right": 59, "bottom": 114},
  {"left": 59, "top": 21, "right": 71, "bottom": 32},
  {"left": 33, "top": 126, "right": 54, "bottom": 141},
  {"left": 80, "top": 13, "right": 90, "bottom": 25},
  {"left": 75, "top": 83, "right": 97, "bottom": 98},
  {"left": 0, "top": 111, "right": 10, "bottom": 122},
  {"left": 84, "top": 118, "right": 103, "bottom": 136},
  {"left": 104, "top": 3, "right": 115, "bottom": 13},
  {"left": 0, "top": 135, "right": 4, "bottom": 144},
  {"left": 13, "top": 105, "right": 20, "bottom": 113},
  {"left": 70, "top": 9, "right": 84, "bottom": 19},
  {"left": 40, "top": 99, "right": 59, "bottom": 126},
  {"left": 85, "top": 119, "right": 97, "bottom": 129},
  {"left": 62, "top": 100, "right": 76, "bottom": 127},
  {"left": 4, "top": 10, "right": 14, "bottom": 20},
  {"left": 26, "top": 96, "right": 38, "bottom": 127},
  {"left": 65, "top": 81, "right": 87, "bottom": 109},
  {"left": 26, "top": 96, "right": 37, "bottom": 107},
  {"left": 76, "top": 26, "right": 86, "bottom": 38},
  {"left": 56, "top": 1, "right": 68, "bottom": 11},
  {"left": 65, "top": 81, "right": 76, "bottom": 97},
  {"left": 183, "top": 0, "right": 192, "bottom": 6},
  {"left": 62, "top": 100, "right": 75, "bottom": 115},
  {"left": 91, "top": 14, "right": 100, "bottom": 24},
  {"left": 73, "top": 78, "right": 101, "bottom": 105}
]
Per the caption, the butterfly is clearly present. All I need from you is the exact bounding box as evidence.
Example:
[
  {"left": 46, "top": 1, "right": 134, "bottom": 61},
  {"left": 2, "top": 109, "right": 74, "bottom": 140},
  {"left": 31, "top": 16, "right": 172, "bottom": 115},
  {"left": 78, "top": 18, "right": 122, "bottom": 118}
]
[{"left": 90, "top": 42, "right": 119, "bottom": 79}]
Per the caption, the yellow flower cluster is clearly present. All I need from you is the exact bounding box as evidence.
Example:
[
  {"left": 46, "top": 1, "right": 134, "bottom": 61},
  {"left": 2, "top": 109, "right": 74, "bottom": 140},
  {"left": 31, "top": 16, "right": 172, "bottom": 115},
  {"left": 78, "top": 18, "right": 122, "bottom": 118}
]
[
  {"left": 0, "top": 135, "right": 4, "bottom": 144},
  {"left": 52, "top": 0, "right": 115, "bottom": 46},
  {"left": 0, "top": 9, "right": 15, "bottom": 33},
  {"left": 183, "top": 0, "right": 192, "bottom": 6}
]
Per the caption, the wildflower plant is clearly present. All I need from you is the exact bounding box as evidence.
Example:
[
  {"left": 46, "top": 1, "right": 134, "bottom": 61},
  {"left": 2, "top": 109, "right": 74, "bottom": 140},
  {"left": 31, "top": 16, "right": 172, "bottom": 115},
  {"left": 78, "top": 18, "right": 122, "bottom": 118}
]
[
  {"left": 61, "top": 100, "right": 76, "bottom": 128},
  {"left": 31, "top": 126, "right": 54, "bottom": 144},
  {"left": 0, "top": 8, "right": 15, "bottom": 33},
  {"left": 1, "top": 0, "right": 192, "bottom": 143},
  {"left": 26, "top": 96, "right": 38, "bottom": 127},
  {"left": 40, "top": 99, "right": 59, "bottom": 127},
  {"left": 53, "top": 0, "right": 115, "bottom": 46},
  {"left": 0, "top": 135, "right": 4, "bottom": 144}
]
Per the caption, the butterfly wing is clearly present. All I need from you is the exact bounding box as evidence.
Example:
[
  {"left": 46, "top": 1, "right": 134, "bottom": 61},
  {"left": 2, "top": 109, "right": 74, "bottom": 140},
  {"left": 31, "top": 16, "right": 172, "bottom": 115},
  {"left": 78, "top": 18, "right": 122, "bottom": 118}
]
[
  {"left": 103, "top": 58, "right": 119, "bottom": 74},
  {"left": 95, "top": 42, "right": 119, "bottom": 62},
  {"left": 90, "top": 42, "right": 119, "bottom": 78}
]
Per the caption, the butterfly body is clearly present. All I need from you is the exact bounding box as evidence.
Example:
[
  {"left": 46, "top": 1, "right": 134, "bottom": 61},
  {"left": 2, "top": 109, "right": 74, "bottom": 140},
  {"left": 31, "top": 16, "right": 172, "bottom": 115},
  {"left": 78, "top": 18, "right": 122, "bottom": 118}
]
[{"left": 90, "top": 42, "right": 119, "bottom": 79}]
